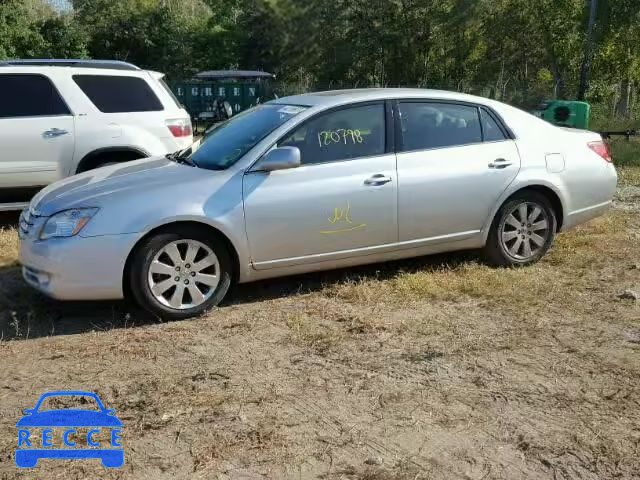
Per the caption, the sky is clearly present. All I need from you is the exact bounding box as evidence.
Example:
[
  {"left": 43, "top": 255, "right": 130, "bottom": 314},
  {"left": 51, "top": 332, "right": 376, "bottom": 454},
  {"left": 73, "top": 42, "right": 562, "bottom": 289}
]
[{"left": 48, "top": 0, "right": 72, "bottom": 11}]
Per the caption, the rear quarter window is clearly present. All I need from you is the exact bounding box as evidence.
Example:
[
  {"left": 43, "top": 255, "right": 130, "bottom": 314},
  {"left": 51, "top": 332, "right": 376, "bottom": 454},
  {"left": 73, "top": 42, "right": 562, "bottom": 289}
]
[
  {"left": 73, "top": 75, "right": 164, "bottom": 113},
  {"left": 158, "top": 78, "right": 182, "bottom": 108}
]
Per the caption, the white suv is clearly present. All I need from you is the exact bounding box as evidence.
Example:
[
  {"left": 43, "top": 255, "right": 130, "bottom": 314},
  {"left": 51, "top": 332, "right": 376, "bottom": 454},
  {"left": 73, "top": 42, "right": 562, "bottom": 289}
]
[{"left": 0, "top": 59, "right": 192, "bottom": 209}]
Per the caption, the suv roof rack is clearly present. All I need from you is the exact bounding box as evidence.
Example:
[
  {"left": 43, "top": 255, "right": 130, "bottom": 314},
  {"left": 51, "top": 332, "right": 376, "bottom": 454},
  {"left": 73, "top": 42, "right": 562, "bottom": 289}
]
[{"left": 0, "top": 59, "right": 141, "bottom": 71}]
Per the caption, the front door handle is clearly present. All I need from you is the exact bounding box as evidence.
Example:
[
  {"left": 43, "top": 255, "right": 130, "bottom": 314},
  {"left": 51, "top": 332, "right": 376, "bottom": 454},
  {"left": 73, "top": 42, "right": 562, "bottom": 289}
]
[
  {"left": 364, "top": 174, "right": 392, "bottom": 186},
  {"left": 42, "top": 128, "right": 69, "bottom": 139},
  {"left": 488, "top": 158, "right": 513, "bottom": 169}
]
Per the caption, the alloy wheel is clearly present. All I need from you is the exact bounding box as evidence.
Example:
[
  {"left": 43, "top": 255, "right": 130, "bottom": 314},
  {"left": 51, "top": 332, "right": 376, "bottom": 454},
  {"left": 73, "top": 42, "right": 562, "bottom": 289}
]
[
  {"left": 147, "top": 239, "right": 220, "bottom": 310},
  {"left": 499, "top": 201, "right": 551, "bottom": 261}
]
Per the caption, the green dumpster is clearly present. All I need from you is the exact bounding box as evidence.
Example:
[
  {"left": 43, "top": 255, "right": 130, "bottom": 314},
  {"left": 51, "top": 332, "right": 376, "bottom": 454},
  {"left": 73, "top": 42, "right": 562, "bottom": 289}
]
[{"left": 532, "top": 100, "right": 591, "bottom": 129}]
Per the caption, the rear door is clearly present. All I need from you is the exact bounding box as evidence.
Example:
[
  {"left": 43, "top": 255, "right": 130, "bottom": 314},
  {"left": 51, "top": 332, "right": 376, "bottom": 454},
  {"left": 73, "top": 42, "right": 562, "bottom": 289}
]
[
  {"left": 243, "top": 102, "right": 398, "bottom": 269},
  {"left": 395, "top": 101, "right": 520, "bottom": 243},
  {"left": 0, "top": 73, "right": 75, "bottom": 189}
]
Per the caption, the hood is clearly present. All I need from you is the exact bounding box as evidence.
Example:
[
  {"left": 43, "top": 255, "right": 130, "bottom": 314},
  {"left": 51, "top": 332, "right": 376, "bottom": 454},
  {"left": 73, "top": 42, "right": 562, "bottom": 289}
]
[
  {"left": 31, "top": 157, "right": 205, "bottom": 217},
  {"left": 16, "top": 409, "right": 123, "bottom": 427}
]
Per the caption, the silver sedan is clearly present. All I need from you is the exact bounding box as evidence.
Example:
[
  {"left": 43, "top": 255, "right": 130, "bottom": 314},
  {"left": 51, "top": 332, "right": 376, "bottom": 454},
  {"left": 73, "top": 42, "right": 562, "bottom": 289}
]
[{"left": 19, "top": 89, "right": 617, "bottom": 319}]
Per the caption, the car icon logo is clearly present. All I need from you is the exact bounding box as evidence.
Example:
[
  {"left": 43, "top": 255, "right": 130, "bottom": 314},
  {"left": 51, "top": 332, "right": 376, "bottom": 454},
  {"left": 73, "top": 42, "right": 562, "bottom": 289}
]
[{"left": 15, "top": 391, "right": 123, "bottom": 468}]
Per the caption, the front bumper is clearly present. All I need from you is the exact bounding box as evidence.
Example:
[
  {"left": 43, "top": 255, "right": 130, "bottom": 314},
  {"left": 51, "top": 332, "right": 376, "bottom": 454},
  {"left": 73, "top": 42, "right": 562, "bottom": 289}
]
[{"left": 19, "top": 232, "right": 141, "bottom": 301}]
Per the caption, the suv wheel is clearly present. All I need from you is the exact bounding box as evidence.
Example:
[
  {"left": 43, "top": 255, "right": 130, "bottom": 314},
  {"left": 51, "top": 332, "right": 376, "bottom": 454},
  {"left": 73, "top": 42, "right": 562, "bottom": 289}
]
[
  {"left": 484, "top": 191, "right": 557, "bottom": 267},
  {"left": 129, "top": 227, "right": 233, "bottom": 320},
  {"left": 78, "top": 151, "right": 144, "bottom": 173}
]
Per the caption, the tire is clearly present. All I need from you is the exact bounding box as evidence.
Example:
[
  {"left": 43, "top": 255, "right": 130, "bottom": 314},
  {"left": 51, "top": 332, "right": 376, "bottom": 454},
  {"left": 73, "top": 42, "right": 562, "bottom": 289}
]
[
  {"left": 484, "top": 191, "right": 557, "bottom": 267},
  {"left": 77, "top": 151, "right": 144, "bottom": 173},
  {"left": 129, "top": 226, "right": 233, "bottom": 320},
  {"left": 93, "top": 160, "right": 119, "bottom": 169}
]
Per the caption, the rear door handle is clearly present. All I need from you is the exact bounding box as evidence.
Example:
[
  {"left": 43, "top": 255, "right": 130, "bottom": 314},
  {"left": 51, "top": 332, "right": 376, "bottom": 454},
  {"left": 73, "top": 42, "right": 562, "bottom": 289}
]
[
  {"left": 42, "top": 128, "right": 69, "bottom": 139},
  {"left": 364, "top": 174, "right": 392, "bottom": 186},
  {"left": 488, "top": 158, "right": 513, "bottom": 169}
]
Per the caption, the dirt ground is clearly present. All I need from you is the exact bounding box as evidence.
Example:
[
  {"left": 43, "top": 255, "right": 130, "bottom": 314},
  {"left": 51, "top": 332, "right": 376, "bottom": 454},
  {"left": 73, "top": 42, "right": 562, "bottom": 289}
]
[{"left": 0, "top": 168, "right": 638, "bottom": 479}]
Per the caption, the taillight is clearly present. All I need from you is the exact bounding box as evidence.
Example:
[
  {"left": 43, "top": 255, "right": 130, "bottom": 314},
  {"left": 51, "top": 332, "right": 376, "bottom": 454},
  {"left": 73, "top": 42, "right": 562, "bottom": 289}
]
[
  {"left": 588, "top": 141, "right": 612, "bottom": 163},
  {"left": 166, "top": 118, "right": 192, "bottom": 138}
]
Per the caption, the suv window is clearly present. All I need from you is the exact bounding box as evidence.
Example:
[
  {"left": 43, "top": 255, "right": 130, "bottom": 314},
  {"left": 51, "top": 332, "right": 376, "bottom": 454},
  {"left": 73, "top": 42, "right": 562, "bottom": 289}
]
[
  {"left": 0, "top": 74, "right": 69, "bottom": 118},
  {"left": 480, "top": 108, "right": 508, "bottom": 142},
  {"left": 280, "top": 103, "right": 385, "bottom": 165},
  {"left": 399, "top": 102, "right": 482, "bottom": 151},
  {"left": 158, "top": 77, "right": 182, "bottom": 108},
  {"left": 73, "top": 75, "right": 163, "bottom": 113}
]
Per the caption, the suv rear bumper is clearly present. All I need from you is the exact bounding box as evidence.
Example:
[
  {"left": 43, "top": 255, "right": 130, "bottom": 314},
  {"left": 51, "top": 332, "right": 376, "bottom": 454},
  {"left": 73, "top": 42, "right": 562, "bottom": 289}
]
[{"left": 19, "top": 233, "right": 140, "bottom": 301}]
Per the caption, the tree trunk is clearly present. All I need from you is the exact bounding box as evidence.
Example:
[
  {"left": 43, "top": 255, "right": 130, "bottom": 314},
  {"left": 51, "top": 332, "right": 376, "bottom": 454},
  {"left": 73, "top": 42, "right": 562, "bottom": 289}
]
[
  {"left": 616, "top": 77, "right": 632, "bottom": 118},
  {"left": 552, "top": 72, "right": 565, "bottom": 100},
  {"left": 549, "top": 59, "right": 564, "bottom": 99}
]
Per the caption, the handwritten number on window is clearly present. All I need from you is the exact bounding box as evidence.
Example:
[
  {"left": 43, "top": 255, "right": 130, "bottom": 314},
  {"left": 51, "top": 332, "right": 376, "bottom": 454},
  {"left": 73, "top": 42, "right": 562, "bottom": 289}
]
[{"left": 317, "top": 129, "right": 364, "bottom": 147}]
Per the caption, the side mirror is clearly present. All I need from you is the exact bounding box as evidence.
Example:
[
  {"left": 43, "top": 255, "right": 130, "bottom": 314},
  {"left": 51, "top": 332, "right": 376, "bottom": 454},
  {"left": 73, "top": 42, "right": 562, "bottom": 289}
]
[
  {"left": 23, "top": 409, "right": 35, "bottom": 415},
  {"left": 251, "top": 147, "right": 301, "bottom": 172}
]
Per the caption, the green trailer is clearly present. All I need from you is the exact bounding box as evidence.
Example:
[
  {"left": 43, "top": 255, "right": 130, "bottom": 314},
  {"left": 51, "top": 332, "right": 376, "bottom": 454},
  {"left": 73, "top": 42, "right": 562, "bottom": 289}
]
[{"left": 172, "top": 70, "right": 275, "bottom": 123}]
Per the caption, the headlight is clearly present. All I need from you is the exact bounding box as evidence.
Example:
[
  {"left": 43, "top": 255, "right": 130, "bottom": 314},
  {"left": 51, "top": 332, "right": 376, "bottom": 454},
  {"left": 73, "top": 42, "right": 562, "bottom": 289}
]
[{"left": 39, "top": 208, "right": 99, "bottom": 240}]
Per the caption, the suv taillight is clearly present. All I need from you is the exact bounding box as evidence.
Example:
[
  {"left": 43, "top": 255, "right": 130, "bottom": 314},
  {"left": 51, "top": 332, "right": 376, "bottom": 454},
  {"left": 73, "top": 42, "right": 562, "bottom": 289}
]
[
  {"left": 166, "top": 118, "right": 192, "bottom": 138},
  {"left": 588, "top": 141, "right": 613, "bottom": 163}
]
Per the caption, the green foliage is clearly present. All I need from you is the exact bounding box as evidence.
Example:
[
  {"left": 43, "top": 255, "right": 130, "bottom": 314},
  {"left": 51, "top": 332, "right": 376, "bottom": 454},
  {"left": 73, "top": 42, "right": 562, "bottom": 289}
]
[
  {"left": 0, "top": 0, "right": 639, "bottom": 123},
  {"left": 0, "top": 0, "right": 50, "bottom": 59},
  {"left": 72, "top": 0, "right": 212, "bottom": 79}
]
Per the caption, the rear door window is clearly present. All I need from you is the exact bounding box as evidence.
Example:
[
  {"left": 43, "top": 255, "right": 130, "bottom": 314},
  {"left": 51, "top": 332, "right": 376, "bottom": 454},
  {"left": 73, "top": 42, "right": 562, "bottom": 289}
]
[
  {"left": 0, "top": 74, "right": 70, "bottom": 118},
  {"left": 73, "top": 75, "right": 164, "bottom": 113},
  {"left": 399, "top": 102, "right": 482, "bottom": 151}
]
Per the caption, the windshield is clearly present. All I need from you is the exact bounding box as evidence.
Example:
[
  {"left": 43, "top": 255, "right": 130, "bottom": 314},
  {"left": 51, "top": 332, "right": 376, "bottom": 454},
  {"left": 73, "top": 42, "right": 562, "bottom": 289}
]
[{"left": 190, "top": 104, "right": 308, "bottom": 170}]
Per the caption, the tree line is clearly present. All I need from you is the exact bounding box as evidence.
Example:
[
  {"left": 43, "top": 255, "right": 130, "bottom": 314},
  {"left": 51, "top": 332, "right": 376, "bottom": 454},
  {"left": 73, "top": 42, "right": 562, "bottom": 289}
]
[{"left": 1, "top": 0, "right": 639, "bottom": 118}]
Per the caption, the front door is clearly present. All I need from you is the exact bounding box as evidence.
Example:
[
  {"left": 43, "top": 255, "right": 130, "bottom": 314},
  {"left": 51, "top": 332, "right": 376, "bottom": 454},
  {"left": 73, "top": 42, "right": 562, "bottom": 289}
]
[
  {"left": 0, "top": 73, "right": 75, "bottom": 190},
  {"left": 395, "top": 101, "right": 521, "bottom": 243},
  {"left": 243, "top": 102, "right": 398, "bottom": 269}
]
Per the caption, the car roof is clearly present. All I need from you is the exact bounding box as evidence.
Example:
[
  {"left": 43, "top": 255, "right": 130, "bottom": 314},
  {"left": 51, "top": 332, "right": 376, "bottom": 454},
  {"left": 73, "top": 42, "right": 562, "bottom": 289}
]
[
  {"left": 0, "top": 59, "right": 140, "bottom": 71},
  {"left": 271, "top": 88, "right": 500, "bottom": 108},
  {"left": 269, "top": 87, "right": 559, "bottom": 139}
]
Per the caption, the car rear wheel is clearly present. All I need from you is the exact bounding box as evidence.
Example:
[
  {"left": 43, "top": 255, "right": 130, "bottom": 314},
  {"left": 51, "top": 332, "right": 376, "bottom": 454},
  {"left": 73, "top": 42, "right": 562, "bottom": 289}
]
[
  {"left": 129, "top": 227, "right": 232, "bottom": 320},
  {"left": 484, "top": 191, "right": 557, "bottom": 267}
]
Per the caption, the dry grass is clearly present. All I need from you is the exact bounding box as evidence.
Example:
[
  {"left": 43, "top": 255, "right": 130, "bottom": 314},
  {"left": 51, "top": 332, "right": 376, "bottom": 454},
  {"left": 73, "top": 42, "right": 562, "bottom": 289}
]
[
  {"left": 618, "top": 165, "right": 640, "bottom": 187},
  {"left": 0, "top": 225, "right": 19, "bottom": 268},
  {"left": 0, "top": 169, "right": 638, "bottom": 479}
]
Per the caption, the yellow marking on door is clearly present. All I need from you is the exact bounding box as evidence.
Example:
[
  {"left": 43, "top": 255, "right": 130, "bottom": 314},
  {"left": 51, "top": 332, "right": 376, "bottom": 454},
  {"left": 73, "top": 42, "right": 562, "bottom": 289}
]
[
  {"left": 320, "top": 224, "right": 367, "bottom": 235},
  {"left": 322, "top": 202, "right": 366, "bottom": 234}
]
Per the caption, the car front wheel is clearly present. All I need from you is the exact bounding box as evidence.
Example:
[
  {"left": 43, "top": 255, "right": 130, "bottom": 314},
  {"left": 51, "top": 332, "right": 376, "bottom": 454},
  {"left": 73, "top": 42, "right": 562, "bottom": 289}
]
[
  {"left": 129, "top": 227, "right": 232, "bottom": 320},
  {"left": 484, "top": 191, "right": 557, "bottom": 267}
]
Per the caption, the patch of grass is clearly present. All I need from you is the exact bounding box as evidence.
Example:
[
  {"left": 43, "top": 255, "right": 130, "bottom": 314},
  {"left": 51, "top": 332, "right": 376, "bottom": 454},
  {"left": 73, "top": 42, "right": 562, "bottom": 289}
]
[
  {"left": 0, "top": 227, "right": 18, "bottom": 268},
  {"left": 617, "top": 165, "right": 640, "bottom": 187},
  {"left": 284, "top": 312, "right": 346, "bottom": 354},
  {"left": 192, "top": 422, "right": 290, "bottom": 472},
  {"left": 610, "top": 137, "right": 640, "bottom": 167},
  {"left": 326, "top": 210, "right": 633, "bottom": 312}
]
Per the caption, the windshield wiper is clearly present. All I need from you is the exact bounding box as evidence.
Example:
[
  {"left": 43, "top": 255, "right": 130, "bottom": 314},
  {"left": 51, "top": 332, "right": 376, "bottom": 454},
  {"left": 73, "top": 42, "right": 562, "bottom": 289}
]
[{"left": 166, "top": 148, "right": 196, "bottom": 167}]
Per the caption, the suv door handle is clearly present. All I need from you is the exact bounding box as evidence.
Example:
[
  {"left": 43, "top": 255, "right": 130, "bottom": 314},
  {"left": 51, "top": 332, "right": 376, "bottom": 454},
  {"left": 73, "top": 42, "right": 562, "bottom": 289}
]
[
  {"left": 488, "top": 158, "right": 513, "bottom": 169},
  {"left": 42, "top": 128, "right": 69, "bottom": 139},
  {"left": 364, "top": 174, "right": 392, "bottom": 186}
]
